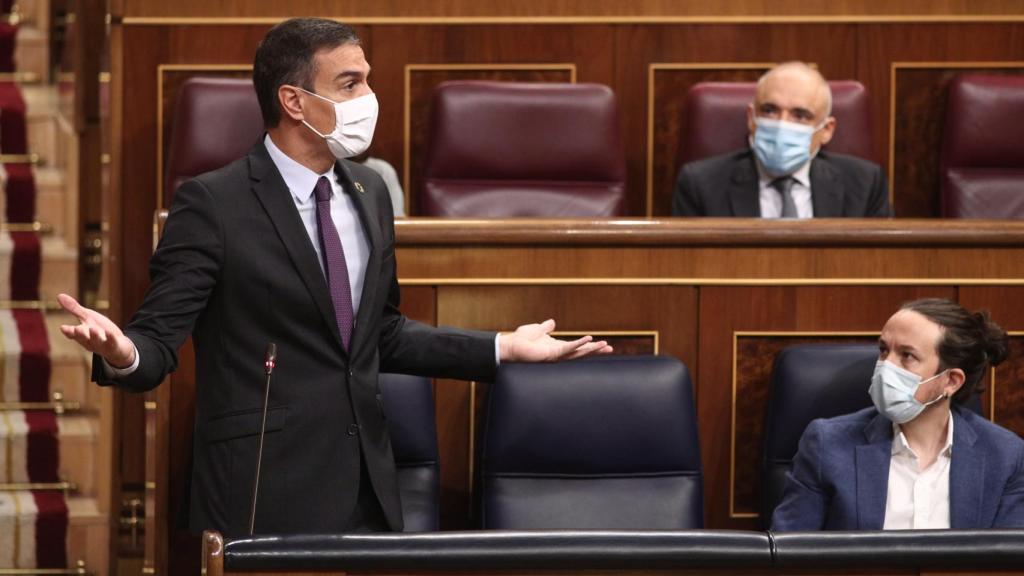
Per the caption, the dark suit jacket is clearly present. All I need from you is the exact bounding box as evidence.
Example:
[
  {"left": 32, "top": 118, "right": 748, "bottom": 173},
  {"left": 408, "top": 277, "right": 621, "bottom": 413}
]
[
  {"left": 672, "top": 149, "right": 891, "bottom": 217},
  {"left": 771, "top": 406, "right": 1024, "bottom": 531},
  {"left": 94, "top": 141, "right": 497, "bottom": 536}
]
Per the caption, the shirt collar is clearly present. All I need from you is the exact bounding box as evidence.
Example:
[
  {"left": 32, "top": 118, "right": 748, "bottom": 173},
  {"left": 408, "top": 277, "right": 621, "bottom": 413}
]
[
  {"left": 264, "top": 134, "right": 335, "bottom": 205},
  {"left": 891, "top": 410, "right": 955, "bottom": 458}
]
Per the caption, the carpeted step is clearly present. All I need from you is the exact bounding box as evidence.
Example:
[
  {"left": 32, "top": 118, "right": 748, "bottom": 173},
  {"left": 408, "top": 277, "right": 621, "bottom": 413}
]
[
  {"left": 0, "top": 413, "right": 98, "bottom": 495},
  {"left": 0, "top": 231, "right": 40, "bottom": 301},
  {"left": 0, "top": 80, "right": 28, "bottom": 154},
  {"left": 3, "top": 163, "right": 36, "bottom": 224},
  {"left": 0, "top": 491, "right": 67, "bottom": 568}
]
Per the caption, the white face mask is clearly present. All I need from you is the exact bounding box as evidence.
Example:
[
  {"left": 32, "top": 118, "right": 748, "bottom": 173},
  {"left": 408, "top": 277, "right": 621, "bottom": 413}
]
[
  {"left": 868, "top": 360, "right": 949, "bottom": 424},
  {"left": 299, "top": 89, "right": 379, "bottom": 159}
]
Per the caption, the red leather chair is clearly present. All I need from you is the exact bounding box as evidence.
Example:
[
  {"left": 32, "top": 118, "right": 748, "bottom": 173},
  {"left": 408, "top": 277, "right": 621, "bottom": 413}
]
[
  {"left": 678, "top": 81, "right": 874, "bottom": 166},
  {"left": 164, "top": 77, "right": 264, "bottom": 203},
  {"left": 421, "top": 81, "right": 626, "bottom": 217},
  {"left": 940, "top": 73, "right": 1024, "bottom": 218}
]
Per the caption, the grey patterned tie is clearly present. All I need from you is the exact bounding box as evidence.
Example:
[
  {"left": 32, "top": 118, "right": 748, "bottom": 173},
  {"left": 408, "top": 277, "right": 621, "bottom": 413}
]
[
  {"left": 314, "top": 176, "right": 354, "bottom": 351},
  {"left": 771, "top": 176, "right": 799, "bottom": 218}
]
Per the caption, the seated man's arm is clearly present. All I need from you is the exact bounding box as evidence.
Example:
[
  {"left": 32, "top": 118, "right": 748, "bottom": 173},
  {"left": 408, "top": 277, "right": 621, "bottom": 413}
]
[
  {"left": 672, "top": 164, "right": 704, "bottom": 216},
  {"left": 993, "top": 442, "right": 1024, "bottom": 527},
  {"left": 770, "top": 419, "right": 830, "bottom": 531},
  {"left": 865, "top": 165, "right": 892, "bottom": 217}
]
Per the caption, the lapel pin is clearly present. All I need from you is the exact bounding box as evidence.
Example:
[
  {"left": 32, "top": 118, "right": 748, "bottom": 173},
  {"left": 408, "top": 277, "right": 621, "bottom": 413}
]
[{"left": 354, "top": 182, "right": 365, "bottom": 194}]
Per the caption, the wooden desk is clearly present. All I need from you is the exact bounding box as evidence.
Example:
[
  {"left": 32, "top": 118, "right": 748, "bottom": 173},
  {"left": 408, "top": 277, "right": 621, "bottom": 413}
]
[{"left": 391, "top": 218, "right": 1024, "bottom": 530}]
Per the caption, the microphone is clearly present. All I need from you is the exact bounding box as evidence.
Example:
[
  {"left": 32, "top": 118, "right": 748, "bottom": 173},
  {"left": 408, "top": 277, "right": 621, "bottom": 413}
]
[{"left": 249, "top": 343, "right": 277, "bottom": 535}]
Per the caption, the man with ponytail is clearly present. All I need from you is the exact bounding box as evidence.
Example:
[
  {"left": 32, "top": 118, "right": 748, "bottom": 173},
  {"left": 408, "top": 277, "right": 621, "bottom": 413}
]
[{"left": 772, "top": 298, "right": 1024, "bottom": 530}]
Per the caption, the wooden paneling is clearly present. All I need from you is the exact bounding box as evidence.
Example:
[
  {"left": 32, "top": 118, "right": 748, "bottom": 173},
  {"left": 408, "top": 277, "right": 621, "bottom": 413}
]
[
  {"left": 115, "top": 0, "right": 1024, "bottom": 20},
  {"left": 854, "top": 23, "right": 1024, "bottom": 217},
  {"left": 890, "top": 64, "right": 1024, "bottom": 217}
]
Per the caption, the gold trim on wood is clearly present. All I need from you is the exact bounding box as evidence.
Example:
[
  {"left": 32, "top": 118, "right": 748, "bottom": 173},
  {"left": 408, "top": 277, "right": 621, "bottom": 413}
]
[
  {"left": 0, "top": 222, "right": 53, "bottom": 234},
  {"left": 646, "top": 63, "right": 776, "bottom": 216},
  {"left": 156, "top": 64, "right": 254, "bottom": 210},
  {"left": 0, "top": 481, "right": 79, "bottom": 492},
  {"left": 730, "top": 330, "right": 879, "bottom": 519},
  {"left": 402, "top": 63, "right": 577, "bottom": 212},
  {"left": 0, "top": 401, "right": 81, "bottom": 414},
  {"left": 887, "top": 61, "right": 1024, "bottom": 213},
  {"left": 0, "top": 72, "right": 40, "bottom": 83},
  {"left": 0, "top": 153, "right": 41, "bottom": 165},
  {"left": 117, "top": 15, "right": 1024, "bottom": 26},
  {"left": 0, "top": 561, "right": 88, "bottom": 576}
]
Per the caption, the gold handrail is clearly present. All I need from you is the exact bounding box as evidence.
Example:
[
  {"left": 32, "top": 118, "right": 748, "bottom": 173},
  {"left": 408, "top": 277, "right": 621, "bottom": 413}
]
[
  {"left": 0, "top": 481, "right": 78, "bottom": 492},
  {"left": 0, "top": 222, "right": 54, "bottom": 234},
  {"left": 0, "top": 400, "right": 81, "bottom": 414},
  {"left": 0, "top": 300, "right": 110, "bottom": 311},
  {"left": 0, "top": 153, "right": 42, "bottom": 165},
  {"left": 0, "top": 72, "right": 41, "bottom": 83},
  {"left": 0, "top": 561, "right": 89, "bottom": 575}
]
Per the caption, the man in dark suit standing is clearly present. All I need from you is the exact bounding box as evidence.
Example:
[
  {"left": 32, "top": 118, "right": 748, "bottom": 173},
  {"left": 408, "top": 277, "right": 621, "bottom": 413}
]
[
  {"left": 672, "top": 62, "right": 891, "bottom": 218},
  {"left": 56, "top": 18, "right": 610, "bottom": 536}
]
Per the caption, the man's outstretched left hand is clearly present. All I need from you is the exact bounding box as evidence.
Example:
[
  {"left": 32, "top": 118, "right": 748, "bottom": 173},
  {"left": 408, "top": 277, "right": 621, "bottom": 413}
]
[{"left": 499, "top": 319, "right": 613, "bottom": 363}]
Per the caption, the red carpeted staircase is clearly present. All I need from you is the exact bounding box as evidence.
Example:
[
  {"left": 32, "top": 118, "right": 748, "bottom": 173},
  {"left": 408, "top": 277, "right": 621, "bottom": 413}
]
[{"left": 1, "top": 1, "right": 102, "bottom": 573}]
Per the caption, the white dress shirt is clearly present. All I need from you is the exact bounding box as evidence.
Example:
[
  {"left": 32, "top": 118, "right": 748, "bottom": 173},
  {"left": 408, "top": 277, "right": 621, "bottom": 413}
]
[
  {"left": 755, "top": 157, "right": 814, "bottom": 219},
  {"left": 882, "top": 413, "right": 954, "bottom": 529}
]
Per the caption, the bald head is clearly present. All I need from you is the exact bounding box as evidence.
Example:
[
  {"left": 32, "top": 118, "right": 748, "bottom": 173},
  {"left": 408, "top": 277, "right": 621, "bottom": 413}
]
[
  {"left": 747, "top": 61, "right": 836, "bottom": 155},
  {"left": 755, "top": 62, "right": 832, "bottom": 122}
]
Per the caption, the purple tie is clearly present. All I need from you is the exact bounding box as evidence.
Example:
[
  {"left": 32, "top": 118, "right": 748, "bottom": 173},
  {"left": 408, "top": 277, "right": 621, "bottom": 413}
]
[{"left": 314, "top": 176, "right": 354, "bottom": 351}]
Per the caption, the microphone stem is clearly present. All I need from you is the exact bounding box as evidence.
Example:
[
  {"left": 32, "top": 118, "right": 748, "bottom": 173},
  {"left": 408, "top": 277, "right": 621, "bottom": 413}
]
[{"left": 249, "top": 368, "right": 273, "bottom": 535}]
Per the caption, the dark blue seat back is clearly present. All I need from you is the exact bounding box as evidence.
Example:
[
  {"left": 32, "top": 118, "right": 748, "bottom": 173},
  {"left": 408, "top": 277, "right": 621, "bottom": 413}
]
[
  {"left": 379, "top": 373, "right": 439, "bottom": 531},
  {"left": 482, "top": 355, "right": 703, "bottom": 529}
]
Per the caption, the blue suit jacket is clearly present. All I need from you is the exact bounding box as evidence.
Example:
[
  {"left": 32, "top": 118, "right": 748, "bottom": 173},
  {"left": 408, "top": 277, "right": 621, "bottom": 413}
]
[{"left": 771, "top": 406, "right": 1024, "bottom": 530}]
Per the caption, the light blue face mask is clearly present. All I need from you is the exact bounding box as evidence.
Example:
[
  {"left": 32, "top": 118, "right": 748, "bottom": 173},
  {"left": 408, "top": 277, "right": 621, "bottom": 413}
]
[
  {"left": 868, "top": 360, "right": 949, "bottom": 424},
  {"left": 751, "top": 117, "right": 825, "bottom": 176}
]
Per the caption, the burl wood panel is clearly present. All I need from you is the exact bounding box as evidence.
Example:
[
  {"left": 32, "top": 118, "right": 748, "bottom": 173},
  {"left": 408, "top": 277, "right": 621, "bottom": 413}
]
[
  {"left": 698, "top": 285, "right": 957, "bottom": 529},
  {"left": 891, "top": 66, "right": 1024, "bottom": 218},
  {"left": 431, "top": 284, "right": 698, "bottom": 528},
  {"left": 115, "top": 0, "right": 1024, "bottom": 19},
  {"left": 733, "top": 334, "right": 876, "bottom": 518}
]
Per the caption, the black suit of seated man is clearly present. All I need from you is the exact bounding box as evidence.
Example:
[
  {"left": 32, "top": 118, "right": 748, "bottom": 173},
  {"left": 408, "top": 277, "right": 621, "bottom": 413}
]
[{"left": 672, "top": 62, "right": 891, "bottom": 218}]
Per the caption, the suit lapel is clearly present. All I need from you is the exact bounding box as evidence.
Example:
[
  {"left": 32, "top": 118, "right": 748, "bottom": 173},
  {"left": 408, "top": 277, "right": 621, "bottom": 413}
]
[
  {"left": 949, "top": 408, "right": 983, "bottom": 528},
  {"left": 248, "top": 143, "right": 347, "bottom": 354},
  {"left": 335, "top": 160, "right": 382, "bottom": 358},
  {"left": 855, "top": 413, "right": 893, "bottom": 529},
  {"left": 728, "top": 154, "right": 761, "bottom": 217},
  {"left": 810, "top": 155, "right": 844, "bottom": 217}
]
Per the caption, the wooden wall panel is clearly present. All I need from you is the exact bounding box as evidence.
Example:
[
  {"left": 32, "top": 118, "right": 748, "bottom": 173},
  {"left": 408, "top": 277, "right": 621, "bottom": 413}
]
[
  {"left": 697, "top": 285, "right": 957, "bottom": 529},
  {"left": 890, "top": 65, "right": 1024, "bottom": 218},
  {"left": 855, "top": 23, "right": 1024, "bottom": 217},
  {"left": 115, "top": 0, "right": 1024, "bottom": 19}
]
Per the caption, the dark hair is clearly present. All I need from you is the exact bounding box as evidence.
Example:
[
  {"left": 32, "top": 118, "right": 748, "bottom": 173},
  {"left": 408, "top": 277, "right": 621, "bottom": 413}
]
[
  {"left": 901, "top": 298, "right": 1009, "bottom": 404},
  {"left": 253, "top": 18, "right": 360, "bottom": 128}
]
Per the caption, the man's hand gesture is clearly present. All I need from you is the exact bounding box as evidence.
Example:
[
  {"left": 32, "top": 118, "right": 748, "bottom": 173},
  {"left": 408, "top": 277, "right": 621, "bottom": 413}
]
[
  {"left": 57, "top": 293, "right": 136, "bottom": 369},
  {"left": 499, "top": 319, "right": 613, "bottom": 363}
]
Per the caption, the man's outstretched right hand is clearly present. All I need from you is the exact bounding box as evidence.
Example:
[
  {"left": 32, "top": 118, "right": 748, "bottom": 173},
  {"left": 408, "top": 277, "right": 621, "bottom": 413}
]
[{"left": 58, "top": 293, "right": 136, "bottom": 369}]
